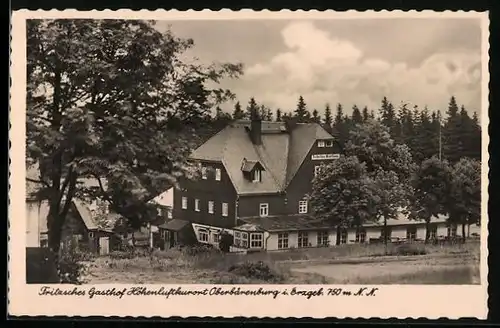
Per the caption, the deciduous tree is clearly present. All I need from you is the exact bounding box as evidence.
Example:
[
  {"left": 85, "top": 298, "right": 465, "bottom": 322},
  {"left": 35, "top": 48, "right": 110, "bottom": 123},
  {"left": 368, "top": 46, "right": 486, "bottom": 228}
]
[
  {"left": 409, "top": 156, "right": 452, "bottom": 243},
  {"left": 27, "top": 19, "right": 242, "bottom": 256}
]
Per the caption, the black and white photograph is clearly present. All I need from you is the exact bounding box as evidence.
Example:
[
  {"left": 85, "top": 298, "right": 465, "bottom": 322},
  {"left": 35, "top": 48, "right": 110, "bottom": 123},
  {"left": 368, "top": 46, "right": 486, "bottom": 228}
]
[{"left": 9, "top": 10, "right": 489, "bottom": 319}]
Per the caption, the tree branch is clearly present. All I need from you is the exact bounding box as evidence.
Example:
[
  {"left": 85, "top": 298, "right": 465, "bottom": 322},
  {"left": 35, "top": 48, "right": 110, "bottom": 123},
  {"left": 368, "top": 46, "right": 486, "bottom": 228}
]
[
  {"left": 57, "top": 165, "right": 74, "bottom": 206},
  {"left": 59, "top": 168, "right": 77, "bottom": 219},
  {"left": 26, "top": 177, "right": 51, "bottom": 189}
]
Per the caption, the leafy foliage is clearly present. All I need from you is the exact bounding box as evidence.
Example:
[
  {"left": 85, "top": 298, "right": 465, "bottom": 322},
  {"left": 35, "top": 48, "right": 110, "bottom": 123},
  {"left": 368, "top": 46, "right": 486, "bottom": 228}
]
[
  {"left": 27, "top": 19, "right": 242, "bottom": 251},
  {"left": 409, "top": 156, "right": 452, "bottom": 239},
  {"left": 448, "top": 157, "right": 481, "bottom": 241},
  {"left": 311, "top": 156, "right": 375, "bottom": 228}
]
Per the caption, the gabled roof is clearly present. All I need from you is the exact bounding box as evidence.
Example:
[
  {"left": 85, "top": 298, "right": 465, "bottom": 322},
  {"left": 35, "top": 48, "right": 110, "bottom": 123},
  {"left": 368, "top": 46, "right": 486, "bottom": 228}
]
[
  {"left": 29, "top": 199, "right": 102, "bottom": 233},
  {"left": 190, "top": 120, "right": 334, "bottom": 195},
  {"left": 241, "top": 159, "right": 263, "bottom": 173}
]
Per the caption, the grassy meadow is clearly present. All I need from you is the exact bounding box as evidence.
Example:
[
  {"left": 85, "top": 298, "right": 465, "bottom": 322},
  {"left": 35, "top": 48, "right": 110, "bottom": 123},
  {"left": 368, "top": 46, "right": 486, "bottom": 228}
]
[{"left": 81, "top": 240, "right": 480, "bottom": 285}]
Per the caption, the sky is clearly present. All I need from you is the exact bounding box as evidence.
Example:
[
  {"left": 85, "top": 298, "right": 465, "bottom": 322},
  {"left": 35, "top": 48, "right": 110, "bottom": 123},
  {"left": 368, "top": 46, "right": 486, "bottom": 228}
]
[{"left": 155, "top": 18, "right": 483, "bottom": 116}]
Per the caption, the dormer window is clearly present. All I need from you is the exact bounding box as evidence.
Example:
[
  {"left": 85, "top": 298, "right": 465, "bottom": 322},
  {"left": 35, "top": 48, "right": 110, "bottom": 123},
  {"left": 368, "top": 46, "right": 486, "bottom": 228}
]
[
  {"left": 318, "top": 140, "right": 325, "bottom": 148},
  {"left": 241, "top": 158, "right": 265, "bottom": 183},
  {"left": 201, "top": 166, "right": 208, "bottom": 180},
  {"left": 325, "top": 140, "right": 333, "bottom": 147},
  {"left": 253, "top": 169, "right": 261, "bottom": 182}
]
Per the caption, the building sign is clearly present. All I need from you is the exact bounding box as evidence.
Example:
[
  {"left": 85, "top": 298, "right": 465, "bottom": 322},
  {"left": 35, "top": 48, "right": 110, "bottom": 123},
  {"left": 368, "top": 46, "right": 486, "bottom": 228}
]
[{"left": 312, "top": 153, "right": 340, "bottom": 160}]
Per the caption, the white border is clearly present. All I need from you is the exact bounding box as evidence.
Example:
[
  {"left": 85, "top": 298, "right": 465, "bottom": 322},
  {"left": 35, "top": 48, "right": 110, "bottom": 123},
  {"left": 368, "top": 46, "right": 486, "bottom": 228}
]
[{"left": 9, "top": 10, "right": 490, "bottom": 319}]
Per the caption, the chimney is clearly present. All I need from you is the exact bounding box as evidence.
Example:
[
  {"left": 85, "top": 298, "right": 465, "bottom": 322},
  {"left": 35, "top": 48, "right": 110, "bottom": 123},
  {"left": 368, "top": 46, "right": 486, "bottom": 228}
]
[{"left": 250, "top": 116, "right": 262, "bottom": 145}]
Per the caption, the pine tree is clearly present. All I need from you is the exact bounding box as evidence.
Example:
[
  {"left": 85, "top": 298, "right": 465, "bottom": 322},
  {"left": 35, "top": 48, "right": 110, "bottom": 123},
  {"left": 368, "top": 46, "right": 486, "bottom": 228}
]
[
  {"left": 459, "top": 106, "right": 479, "bottom": 160},
  {"left": 369, "top": 110, "right": 376, "bottom": 120},
  {"left": 312, "top": 109, "right": 320, "bottom": 123},
  {"left": 333, "top": 104, "right": 348, "bottom": 145},
  {"left": 259, "top": 104, "right": 273, "bottom": 121},
  {"left": 362, "top": 106, "right": 369, "bottom": 122},
  {"left": 443, "top": 96, "right": 462, "bottom": 163},
  {"left": 352, "top": 105, "right": 363, "bottom": 125},
  {"left": 323, "top": 104, "right": 333, "bottom": 131},
  {"left": 246, "top": 97, "right": 259, "bottom": 120},
  {"left": 294, "top": 96, "right": 308, "bottom": 122},
  {"left": 232, "top": 101, "right": 245, "bottom": 120},
  {"left": 276, "top": 108, "right": 282, "bottom": 122},
  {"left": 412, "top": 106, "right": 435, "bottom": 163},
  {"left": 379, "top": 97, "right": 397, "bottom": 137},
  {"left": 470, "top": 112, "right": 481, "bottom": 160},
  {"left": 266, "top": 107, "right": 273, "bottom": 121},
  {"left": 334, "top": 103, "right": 344, "bottom": 126}
]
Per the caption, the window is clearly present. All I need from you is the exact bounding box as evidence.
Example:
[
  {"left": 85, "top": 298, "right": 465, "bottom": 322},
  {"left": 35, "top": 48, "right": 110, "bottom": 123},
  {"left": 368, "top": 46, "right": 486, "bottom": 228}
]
[
  {"left": 298, "top": 200, "right": 308, "bottom": 214},
  {"left": 89, "top": 232, "right": 95, "bottom": 239},
  {"left": 317, "top": 231, "right": 329, "bottom": 246},
  {"left": 195, "top": 199, "right": 200, "bottom": 212},
  {"left": 201, "top": 166, "right": 208, "bottom": 180},
  {"left": 406, "top": 226, "right": 417, "bottom": 241},
  {"left": 198, "top": 229, "right": 209, "bottom": 242},
  {"left": 318, "top": 140, "right": 325, "bottom": 148},
  {"left": 355, "top": 228, "right": 366, "bottom": 243},
  {"left": 233, "top": 231, "right": 241, "bottom": 247},
  {"left": 314, "top": 165, "right": 322, "bottom": 177},
  {"left": 325, "top": 140, "right": 333, "bottom": 147},
  {"left": 448, "top": 225, "right": 457, "bottom": 238},
  {"left": 208, "top": 201, "right": 214, "bottom": 214},
  {"left": 167, "top": 209, "right": 173, "bottom": 219},
  {"left": 157, "top": 207, "right": 163, "bottom": 216},
  {"left": 215, "top": 168, "right": 221, "bottom": 181},
  {"left": 234, "top": 231, "right": 248, "bottom": 248},
  {"left": 298, "top": 231, "right": 309, "bottom": 248},
  {"left": 181, "top": 197, "right": 188, "bottom": 209},
  {"left": 253, "top": 169, "right": 261, "bottom": 182},
  {"left": 213, "top": 233, "right": 219, "bottom": 243},
  {"left": 259, "top": 203, "right": 269, "bottom": 217},
  {"left": 278, "top": 233, "right": 289, "bottom": 249},
  {"left": 340, "top": 229, "right": 347, "bottom": 244},
  {"left": 429, "top": 224, "right": 437, "bottom": 240},
  {"left": 250, "top": 233, "right": 263, "bottom": 248},
  {"left": 222, "top": 202, "right": 228, "bottom": 217}
]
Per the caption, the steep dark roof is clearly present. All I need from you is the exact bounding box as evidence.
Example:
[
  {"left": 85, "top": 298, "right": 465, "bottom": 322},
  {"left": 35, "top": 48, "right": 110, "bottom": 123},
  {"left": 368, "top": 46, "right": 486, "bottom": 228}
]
[
  {"left": 28, "top": 199, "right": 101, "bottom": 233},
  {"left": 159, "top": 219, "right": 190, "bottom": 231},
  {"left": 190, "top": 120, "right": 334, "bottom": 195}
]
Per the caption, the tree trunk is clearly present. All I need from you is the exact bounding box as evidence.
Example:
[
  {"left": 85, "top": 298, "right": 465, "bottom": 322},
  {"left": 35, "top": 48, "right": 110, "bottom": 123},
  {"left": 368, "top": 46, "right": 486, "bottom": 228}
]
[
  {"left": 336, "top": 228, "right": 340, "bottom": 246},
  {"left": 424, "top": 221, "right": 430, "bottom": 244},
  {"left": 383, "top": 217, "right": 388, "bottom": 255},
  {"left": 47, "top": 212, "right": 63, "bottom": 255},
  {"left": 467, "top": 224, "right": 470, "bottom": 238},
  {"left": 462, "top": 223, "right": 466, "bottom": 244}
]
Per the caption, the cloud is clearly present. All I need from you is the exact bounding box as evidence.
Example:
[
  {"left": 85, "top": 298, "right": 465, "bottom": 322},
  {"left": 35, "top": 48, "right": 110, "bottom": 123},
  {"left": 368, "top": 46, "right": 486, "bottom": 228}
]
[{"left": 241, "top": 21, "right": 482, "bottom": 114}]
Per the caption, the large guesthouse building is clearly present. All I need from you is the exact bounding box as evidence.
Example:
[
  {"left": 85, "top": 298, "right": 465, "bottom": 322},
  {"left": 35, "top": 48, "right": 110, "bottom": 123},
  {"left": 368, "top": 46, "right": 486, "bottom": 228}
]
[
  {"left": 165, "top": 116, "right": 480, "bottom": 252},
  {"left": 169, "top": 117, "right": 342, "bottom": 251}
]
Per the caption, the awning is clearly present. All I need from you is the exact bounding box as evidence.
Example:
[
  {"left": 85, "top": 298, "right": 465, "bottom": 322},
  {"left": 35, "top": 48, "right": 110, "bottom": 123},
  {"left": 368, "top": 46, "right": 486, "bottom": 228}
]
[{"left": 159, "top": 219, "right": 190, "bottom": 232}]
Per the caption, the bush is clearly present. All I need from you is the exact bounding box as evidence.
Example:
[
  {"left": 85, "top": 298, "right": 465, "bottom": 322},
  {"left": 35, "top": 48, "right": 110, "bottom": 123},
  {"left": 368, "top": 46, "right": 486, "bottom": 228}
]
[
  {"left": 58, "top": 242, "right": 92, "bottom": 284},
  {"left": 394, "top": 243, "right": 427, "bottom": 256},
  {"left": 213, "top": 273, "right": 254, "bottom": 284},
  {"left": 184, "top": 243, "right": 218, "bottom": 256},
  {"left": 109, "top": 250, "right": 136, "bottom": 260},
  {"left": 227, "top": 261, "right": 286, "bottom": 283}
]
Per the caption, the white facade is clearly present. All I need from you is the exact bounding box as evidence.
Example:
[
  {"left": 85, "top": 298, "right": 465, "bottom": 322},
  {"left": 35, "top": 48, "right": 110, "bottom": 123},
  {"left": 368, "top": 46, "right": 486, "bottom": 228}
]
[
  {"left": 26, "top": 200, "right": 49, "bottom": 247},
  {"left": 264, "top": 222, "right": 481, "bottom": 251}
]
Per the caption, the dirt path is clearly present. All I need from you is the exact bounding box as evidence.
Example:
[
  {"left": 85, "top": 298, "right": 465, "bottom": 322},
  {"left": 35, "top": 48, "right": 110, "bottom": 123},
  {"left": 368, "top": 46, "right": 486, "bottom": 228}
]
[{"left": 289, "top": 254, "right": 480, "bottom": 284}]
